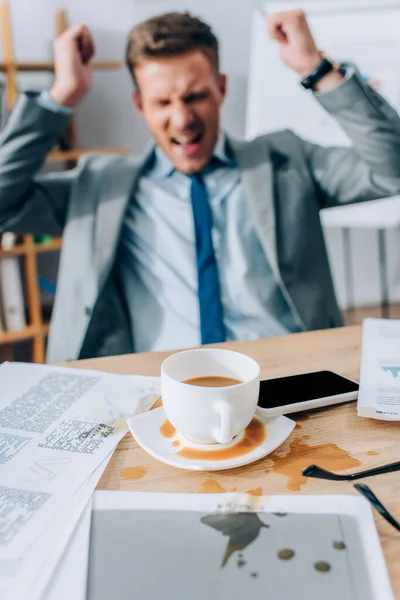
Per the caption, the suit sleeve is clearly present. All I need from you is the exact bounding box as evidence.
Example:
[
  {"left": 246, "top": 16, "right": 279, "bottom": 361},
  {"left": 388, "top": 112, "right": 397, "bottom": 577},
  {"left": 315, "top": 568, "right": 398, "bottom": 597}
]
[
  {"left": 0, "top": 92, "right": 77, "bottom": 236},
  {"left": 301, "top": 67, "right": 400, "bottom": 208}
]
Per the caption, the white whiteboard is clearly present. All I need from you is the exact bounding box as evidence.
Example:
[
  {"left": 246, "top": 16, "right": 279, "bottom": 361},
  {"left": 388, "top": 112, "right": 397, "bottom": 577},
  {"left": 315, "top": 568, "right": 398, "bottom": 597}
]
[{"left": 246, "top": 0, "right": 400, "bottom": 146}]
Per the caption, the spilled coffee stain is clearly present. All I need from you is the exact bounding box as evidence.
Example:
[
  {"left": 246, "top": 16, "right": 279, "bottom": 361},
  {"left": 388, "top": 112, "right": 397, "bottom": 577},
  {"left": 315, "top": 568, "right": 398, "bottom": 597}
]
[
  {"left": 248, "top": 495, "right": 264, "bottom": 513},
  {"left": 200, "top": 479, "right": 227, "bottom": 494},
  {"left": 271, "top": 437, "right": 361, "bottom": 491},
  {"left": 152, "top": 396, "right": 163, "bottom": 409},
  {"left": 367, "top": 451, "right": 379, "bottom": 456},
  {"left": 333, "top": 541, "right": 346, "bottom": 550},
  {"left": 278, "top": 549, "right": 295, "bottom": 560},
  {"left": 172, "top": 440, "right": 180, "bottom": 448},
  {"left": 160, "top": 419, "right": 176, "bottom": 439},
  {"left": 315, "top": 561, "right": 331, "bottom": 573},
  {"left": 178, "top": 418, "right": 266, "bottom": 461},
  {"left": 247, "top": 487, "right": 263, "bottom": 497},
  {"left": 121, "top": 466, "right": 148, "bottom": 481},
  {"left": 201, "top": 512, "right": 269, "bottom": 567}
]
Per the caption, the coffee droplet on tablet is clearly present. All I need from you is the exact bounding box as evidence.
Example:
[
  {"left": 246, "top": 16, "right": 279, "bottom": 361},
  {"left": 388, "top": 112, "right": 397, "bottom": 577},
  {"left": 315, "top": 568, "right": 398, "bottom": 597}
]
[
  {"left": 278, "top": 549, "right": 295, "bottom": 560},
  {"left": 315, "top": 561, "right": 331, "bottom": 572},
  {"left": 160, "top": 420, "right": 176, "bottom": 438},
  {"left": 333, "top": 541, "right": 346, "bottom": 550}
]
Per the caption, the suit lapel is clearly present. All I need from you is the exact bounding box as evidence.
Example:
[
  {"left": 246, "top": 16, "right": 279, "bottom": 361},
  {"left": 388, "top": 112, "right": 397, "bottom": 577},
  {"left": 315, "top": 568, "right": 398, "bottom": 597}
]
[
  {"left": 93, "top": 136, "right": 279, "bottom": 303},
  {"left": 94, "top": 145, "right": 153, "bottom": 290},
  {"left": 228, "top": 135, "right": 280, "bottom": 279}
]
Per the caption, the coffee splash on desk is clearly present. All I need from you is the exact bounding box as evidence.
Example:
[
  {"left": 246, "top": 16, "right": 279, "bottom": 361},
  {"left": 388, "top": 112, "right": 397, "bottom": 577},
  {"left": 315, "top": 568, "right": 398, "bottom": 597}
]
[
  {"left": 269, "top": 436, "right": 361, "bottom": 491},
  {"left": 200, "top": 479, "right": 227, "bottom": 493},
  {"left": 121, "top": 466, "right": 148, "bottom": 481},
  {"left": 247, "top": 487, "right": 263, "bottom": 497}
]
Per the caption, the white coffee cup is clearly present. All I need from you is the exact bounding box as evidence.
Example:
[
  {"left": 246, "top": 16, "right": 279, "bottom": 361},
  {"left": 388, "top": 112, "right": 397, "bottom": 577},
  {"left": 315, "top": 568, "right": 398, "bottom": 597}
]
[{"left": 161, "top": 348, "right": 260, "bottom": 444}]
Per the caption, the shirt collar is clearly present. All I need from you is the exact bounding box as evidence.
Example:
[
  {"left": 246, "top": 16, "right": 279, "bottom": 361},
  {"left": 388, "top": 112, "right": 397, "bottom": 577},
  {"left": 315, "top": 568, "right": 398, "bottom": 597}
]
[
  {"left": 150, "top": 131, "right": 233, "bottom": 179},
  {"left": 213, "top": 131, "right": 232, "bottom": 164}
]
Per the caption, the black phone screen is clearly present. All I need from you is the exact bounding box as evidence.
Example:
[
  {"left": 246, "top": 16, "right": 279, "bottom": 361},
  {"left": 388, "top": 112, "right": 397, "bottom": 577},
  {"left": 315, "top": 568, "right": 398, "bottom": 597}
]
[{"left": 258, "top": 371, "right": 359, "bottom": 409}]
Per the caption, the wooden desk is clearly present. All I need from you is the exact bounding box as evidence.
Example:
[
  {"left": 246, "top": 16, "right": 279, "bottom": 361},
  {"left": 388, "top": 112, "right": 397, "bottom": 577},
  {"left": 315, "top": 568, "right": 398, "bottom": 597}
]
[{"left": 70, "top": 325, "right": 400, "bottom": 597}]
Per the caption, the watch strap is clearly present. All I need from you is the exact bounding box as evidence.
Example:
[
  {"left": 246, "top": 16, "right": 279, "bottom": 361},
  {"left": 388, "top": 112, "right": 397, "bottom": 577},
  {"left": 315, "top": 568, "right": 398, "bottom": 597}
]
[{"left": 300, "top": 54, "right": 337, "bottom": 90}]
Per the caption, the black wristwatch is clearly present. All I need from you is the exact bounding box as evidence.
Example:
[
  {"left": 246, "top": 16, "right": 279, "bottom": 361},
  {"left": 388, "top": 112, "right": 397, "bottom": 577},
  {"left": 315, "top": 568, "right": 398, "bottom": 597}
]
[{"left": 300, "top": 52, "right": 340, "bottom": 91}]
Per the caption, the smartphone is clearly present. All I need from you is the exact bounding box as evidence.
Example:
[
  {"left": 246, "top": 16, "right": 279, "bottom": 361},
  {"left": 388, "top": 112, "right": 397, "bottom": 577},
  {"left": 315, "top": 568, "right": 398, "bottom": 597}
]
[{"left": 257, "top": 370, "right": 359, "bottom": 417}]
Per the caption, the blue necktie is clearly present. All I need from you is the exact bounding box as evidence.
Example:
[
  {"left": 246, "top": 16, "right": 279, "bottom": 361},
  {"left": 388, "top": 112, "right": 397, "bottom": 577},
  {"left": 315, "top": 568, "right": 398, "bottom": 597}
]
[{"left": 190, "top": 173, "right": 225, "bottom": 344}]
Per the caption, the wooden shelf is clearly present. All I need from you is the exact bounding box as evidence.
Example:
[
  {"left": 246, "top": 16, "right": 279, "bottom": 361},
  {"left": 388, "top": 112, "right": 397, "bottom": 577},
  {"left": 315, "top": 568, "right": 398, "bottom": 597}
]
[
  {"left": 35, "top": 238, "right": 62, "bottom": 253},
  {"left": 0, "top": 322, "right": 51, "bottom": 345},
  {"left": 47, "top": 147, "right": 128, "bottom": 163},
  {"left": 0, "top": 3, "right": 125, "bottom": 362},
  {"left": 0, "top": 60, "right": 123, "bottom": 71},
  {"left": 0, "top": 325, "right": 37, "bottom": 343},
  {"left": 0, "top": 243, "right": 28, "bottom": 257},
  {"left": 0, "top": 238, "right": 62, "bottom": 257}
]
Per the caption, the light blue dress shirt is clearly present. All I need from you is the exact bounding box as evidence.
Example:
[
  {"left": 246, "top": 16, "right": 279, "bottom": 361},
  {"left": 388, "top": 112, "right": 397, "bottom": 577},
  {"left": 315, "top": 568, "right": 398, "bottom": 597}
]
[
  {"left": 119, "top": 138, "right": 302, "bottom": 352},
  {"left": 37, "top": 91, "right": 302, "bottom": 353}
]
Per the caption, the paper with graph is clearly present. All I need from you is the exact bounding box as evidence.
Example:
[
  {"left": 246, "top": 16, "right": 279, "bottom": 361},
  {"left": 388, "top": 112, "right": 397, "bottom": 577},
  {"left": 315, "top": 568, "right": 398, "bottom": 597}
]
[
  {"left": 358, "top": 318, "right": 400, "bottom": 419},
  {"left": 0, "top": 362, "right": 160, "bottom": 599}
]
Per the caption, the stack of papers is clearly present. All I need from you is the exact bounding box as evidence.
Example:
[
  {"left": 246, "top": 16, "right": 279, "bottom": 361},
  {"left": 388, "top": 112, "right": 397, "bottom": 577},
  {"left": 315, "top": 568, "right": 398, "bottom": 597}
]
[
  {"left": 0, "top": 362, "right": 160, "bottom": 600},
  {"left": 358, "top": 318, "right": 400, "bottom": 420}
]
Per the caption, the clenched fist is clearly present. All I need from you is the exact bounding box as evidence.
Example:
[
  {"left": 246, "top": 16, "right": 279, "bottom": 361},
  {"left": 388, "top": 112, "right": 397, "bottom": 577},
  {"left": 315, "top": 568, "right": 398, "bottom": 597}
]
[
  {"left": 266, "top": 10, "right": 343, "bottom": 90},
  {"left": 50, "top": 25, "right": 95, "bottom": 108}
]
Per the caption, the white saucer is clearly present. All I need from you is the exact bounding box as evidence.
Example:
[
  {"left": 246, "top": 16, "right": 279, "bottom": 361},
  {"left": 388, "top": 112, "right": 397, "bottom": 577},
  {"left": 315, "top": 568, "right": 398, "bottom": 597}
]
[{"left": 127, "top": 408, "right": 295, "bottom": 471}]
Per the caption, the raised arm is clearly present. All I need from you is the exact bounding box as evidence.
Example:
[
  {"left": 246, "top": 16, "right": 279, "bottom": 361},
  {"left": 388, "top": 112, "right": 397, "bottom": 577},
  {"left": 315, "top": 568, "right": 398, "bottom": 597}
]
[
  {"left": 302, "top": 74, "right": 400, "bottom": 207},
  {"left": 266, "top": 9, "right": 400, "bottom": 207},
  {"left": 0, "top": 25, "right": 95, "bottom": 236}
]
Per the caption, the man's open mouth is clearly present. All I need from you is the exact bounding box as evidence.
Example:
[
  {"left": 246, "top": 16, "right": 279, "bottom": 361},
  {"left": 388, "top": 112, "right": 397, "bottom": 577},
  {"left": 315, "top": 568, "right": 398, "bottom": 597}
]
[{"left": 171, "top": 132, "right": 204, "bottom": 146}]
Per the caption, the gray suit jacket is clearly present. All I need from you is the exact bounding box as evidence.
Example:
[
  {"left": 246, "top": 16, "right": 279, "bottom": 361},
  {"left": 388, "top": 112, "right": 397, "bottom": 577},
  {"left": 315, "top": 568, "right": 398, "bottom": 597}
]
[{"left": 2, "top": 70, "right": 400, "bottom": 363}]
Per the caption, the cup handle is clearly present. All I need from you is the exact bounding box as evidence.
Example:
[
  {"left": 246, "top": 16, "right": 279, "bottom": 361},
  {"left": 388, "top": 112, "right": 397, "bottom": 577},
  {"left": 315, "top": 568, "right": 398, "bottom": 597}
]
[{"left": 213, "top": 400, "right": 234, "bottom": 444}]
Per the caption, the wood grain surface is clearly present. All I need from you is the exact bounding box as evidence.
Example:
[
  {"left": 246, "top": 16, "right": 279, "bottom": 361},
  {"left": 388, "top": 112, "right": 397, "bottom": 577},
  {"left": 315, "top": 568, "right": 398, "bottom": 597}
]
[{"left": 68, "top": 325, "right": 400, "bottom": 597}]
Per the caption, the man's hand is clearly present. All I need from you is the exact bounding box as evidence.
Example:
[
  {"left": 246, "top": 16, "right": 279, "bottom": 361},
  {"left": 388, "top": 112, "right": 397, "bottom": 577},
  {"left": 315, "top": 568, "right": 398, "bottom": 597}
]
[
  {"left": 266, "top": 10, "right": 343, "bottom": 91},
  {"left": 49, "top": 25, "right": 95, "bottom": 109}
]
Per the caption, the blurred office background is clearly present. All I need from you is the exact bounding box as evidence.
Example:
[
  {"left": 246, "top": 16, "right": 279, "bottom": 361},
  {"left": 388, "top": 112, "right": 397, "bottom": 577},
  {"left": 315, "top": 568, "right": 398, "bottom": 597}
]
[{"left": 1, "top": 0, "right": 400, "bottom": 362}]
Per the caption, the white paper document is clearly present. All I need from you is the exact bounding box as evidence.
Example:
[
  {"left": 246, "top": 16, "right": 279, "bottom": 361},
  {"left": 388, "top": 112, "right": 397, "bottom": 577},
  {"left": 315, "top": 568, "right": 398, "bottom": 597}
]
[
  {"left": 0, "top": 362, "right": 160, "bottom": 600},
  {"left": 358, "top": 318, "right": 400, "bottom": 420},
  {"left": 41, "top": 498, "right": 92, "bottom": 600}
]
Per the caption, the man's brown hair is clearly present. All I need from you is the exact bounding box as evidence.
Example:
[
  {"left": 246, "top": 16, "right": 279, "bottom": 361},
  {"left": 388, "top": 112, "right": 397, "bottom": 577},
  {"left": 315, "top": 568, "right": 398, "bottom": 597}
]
[{"left": 126, "top": 12, "right": 219, "bottom": 88}]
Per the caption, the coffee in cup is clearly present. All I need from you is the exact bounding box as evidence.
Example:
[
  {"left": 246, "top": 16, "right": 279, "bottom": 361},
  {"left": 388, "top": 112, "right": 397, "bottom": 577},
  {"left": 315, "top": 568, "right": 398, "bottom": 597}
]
[{"left": 161, "top": 348, "right": 260, "bottom": 444}]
